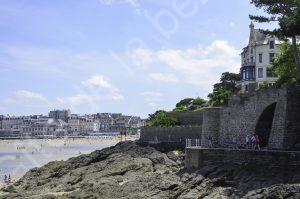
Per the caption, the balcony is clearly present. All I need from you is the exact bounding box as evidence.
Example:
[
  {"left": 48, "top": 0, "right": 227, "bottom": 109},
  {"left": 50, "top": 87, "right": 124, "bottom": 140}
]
[{"left": 241, "top": 63, "right": 256, "bottom": 82}]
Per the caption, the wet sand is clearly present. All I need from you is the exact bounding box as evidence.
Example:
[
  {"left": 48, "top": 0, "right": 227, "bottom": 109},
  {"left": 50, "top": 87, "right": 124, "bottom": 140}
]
[{"left": 0, "top": 137, "right": 122, "bottom": 187}]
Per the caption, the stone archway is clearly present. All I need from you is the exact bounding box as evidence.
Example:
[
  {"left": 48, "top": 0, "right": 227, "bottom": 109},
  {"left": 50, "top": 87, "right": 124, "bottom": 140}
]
[{"left": 255, "top": 103, "right": 277, "bottom": 148}]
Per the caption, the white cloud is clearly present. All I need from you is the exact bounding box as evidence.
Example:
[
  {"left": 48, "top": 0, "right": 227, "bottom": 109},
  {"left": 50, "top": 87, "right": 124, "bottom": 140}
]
[
  {"left": 132, "top": 40, "right": 240, "bottom": 91},
  {"left": 131, "top": 48, "right": 152, "bottom": 67},
  {"left": 98, "top": 0, "right": 139, "bottom": 7},
  {"left": 56, "top": 92, "right": 123, "bottom": 105},
  {"left": 59, "top": 75, "right": 124, "bottom": 105},
  {"left": 2, "top": 90, "right": 50, "bottom": 109},
  {"left": 141, "top": 91, "right": 162, "bottom": 98},
  {"left": 14, "top": 90, "right": 47, "bottom": 101},
  {"left": 149, "top": 73, "right": 178, "bottom": 83},
  {"left": 2, "top": 75, "right": 124, "bottom": 111},
  {"left": 156, "top": 40, "right": 240, "bottom": 88},
  {"left": 81, "top": 75, "right": 113, "bottom": 89},
  {"left": 98, "top": 0, "right": 141, "bottom": 13},
  {"left": 140, "top": 91, "right": 163, "bottom": 107}
]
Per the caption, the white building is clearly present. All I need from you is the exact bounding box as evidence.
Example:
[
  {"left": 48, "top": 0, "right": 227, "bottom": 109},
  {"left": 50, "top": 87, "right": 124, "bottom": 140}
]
[
  {"left": 68, "top": 115, "right": 99, "bottom": 133},
  {"left": 1, "top": 116, "right": 25, "bottom": 131},
  {"left": 239, "top": 22, "right": 281, "bottom": 93},
  {"left": 22, "top": 118, "right": 68, "bottom": 137}
]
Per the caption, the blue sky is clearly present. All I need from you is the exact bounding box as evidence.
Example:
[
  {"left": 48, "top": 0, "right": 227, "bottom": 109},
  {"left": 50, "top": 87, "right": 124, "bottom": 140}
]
[{"left": 0, "top": 0, "right": 266, "bottom": 118}]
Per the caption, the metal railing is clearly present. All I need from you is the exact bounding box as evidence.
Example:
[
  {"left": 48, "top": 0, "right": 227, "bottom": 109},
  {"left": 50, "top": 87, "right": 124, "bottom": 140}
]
[{"left": 186, "top": 139, "right": 201, "bottom": 148}]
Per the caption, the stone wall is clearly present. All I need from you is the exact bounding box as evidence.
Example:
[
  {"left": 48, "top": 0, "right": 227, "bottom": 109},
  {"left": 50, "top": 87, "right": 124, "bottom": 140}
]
[
  {"left": 167, "top": 110, "right": 203, "bottom": 125},
  {"left": 185, "top": 148, "right": 300, "bottom": 171},
  {"left": 140, "top": 126, "right": 202, "bottom": 143},
  {"left": 201, "top": 108, "right": 221, "bottom": 147},
  {"left": 217, "top": 87, "right": 288, "bottom": 149},
  {"left": 141, "top": 86, "right": 300, "bottom": 150},
  {"left": 285, "top": 86, "right": 300, "bottom": 149}
]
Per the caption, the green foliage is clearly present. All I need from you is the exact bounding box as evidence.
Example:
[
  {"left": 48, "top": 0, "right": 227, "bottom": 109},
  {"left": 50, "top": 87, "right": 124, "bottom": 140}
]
[
  {"left": 208, "top": 90, "right": 231, "bottom": 106},
  {"left": 250, "top": 0, "right": 300, "bottom": 83},
  {"left": 173, "top": 97, "right": 208, "bottom": 112},
  {"left": 272, "top": 42, "right": 298, "bottom": 86},
  {"left": 258, "top": 81, "right": 270, "bottom": 90},
  {"left": 208, "top": 72, "right": 241, "bottom": 106},
  {"left": 175, "top": 98, "right": 194, "bottom": 108},
  {"left": 146, "top": 110, "right": 178, "bottom": 127}
]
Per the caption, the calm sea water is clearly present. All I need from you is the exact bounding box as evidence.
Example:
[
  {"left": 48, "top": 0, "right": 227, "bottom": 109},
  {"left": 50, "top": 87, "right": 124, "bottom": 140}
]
[{"left": 0, "top": 138, "right": 119, "bottom": 184}]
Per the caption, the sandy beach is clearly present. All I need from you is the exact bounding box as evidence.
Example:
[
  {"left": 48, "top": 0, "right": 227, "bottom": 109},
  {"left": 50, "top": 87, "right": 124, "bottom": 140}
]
[{"left": 0, "top": 137, "right": 123, "bottom": 187}]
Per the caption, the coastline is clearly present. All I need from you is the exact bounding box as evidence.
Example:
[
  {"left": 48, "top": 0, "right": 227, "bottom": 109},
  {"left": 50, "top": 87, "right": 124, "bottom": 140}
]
[
  {"left": 2, "top": 141, "right": 300, "bottom": 198},
  {"left": 0, "top": 136, "right": 131, "bottom": 189}
]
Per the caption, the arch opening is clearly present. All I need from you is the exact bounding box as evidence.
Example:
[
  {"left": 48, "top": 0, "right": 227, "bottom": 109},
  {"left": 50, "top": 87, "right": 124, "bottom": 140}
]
[{"left": 255, "top": 103, "right": 277, "bottom": 148}]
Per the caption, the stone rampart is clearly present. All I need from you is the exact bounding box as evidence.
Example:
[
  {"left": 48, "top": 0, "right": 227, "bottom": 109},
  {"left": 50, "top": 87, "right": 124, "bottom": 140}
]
[
  {"left": 141, "top": 86, "right": 300, "bottom": 150},
  {"left": 140, "top": 126, "right": 202, "bottom": 143},
  {"left": 201, "top": 108, "right": 221, "bottom": 147},
  {"left": 167, "top": 110, "right": 203, "bottom": 125},
  {"left": 185, "top": 148, "right": 300, "bottom": 171},
  {"left": 218, "top": 87, "right": 288, "bottom": 149}
]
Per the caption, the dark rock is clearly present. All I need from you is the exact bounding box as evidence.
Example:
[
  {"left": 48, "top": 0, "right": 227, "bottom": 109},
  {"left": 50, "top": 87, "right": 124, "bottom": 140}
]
[{"left": 1, "top": 141, "right": 300, "bottom": 198}]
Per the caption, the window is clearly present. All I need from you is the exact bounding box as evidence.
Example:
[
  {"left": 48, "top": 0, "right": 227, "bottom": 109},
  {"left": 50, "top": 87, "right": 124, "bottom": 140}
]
[
  {"left": 269, "top": 53, "right": 275, "bottom": 63},
  {"left": 258, "top": 68, "right": 264, "bottom": 78},
  {"left": 270, "top": 41, "right": 275, "bottom": 49},
  {"left": 259, "top": 53, "right": 263, "bottom": 63},
  {"left": 251, "top": 56, "right": 254, "bottom": 63}
]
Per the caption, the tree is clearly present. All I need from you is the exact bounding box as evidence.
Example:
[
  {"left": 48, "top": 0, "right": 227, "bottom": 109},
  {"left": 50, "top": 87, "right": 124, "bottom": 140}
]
[
  {"left": 272, "top": 42, "right": 298, "bottom": 86},
  {"left": 208, "top": 72, "right": 241, "bottom": 106},
  {"left": 175, "top": 98, "right": 194, "bottom": 108},
  {"left": 250, "top": 0, "right": 300, "bottom": 84},
  {"left": 173, "top": 97, "right": 208, "bottom": 112},
  {"left": 146, "top": 110, "right": 178, "bottom": 127}
]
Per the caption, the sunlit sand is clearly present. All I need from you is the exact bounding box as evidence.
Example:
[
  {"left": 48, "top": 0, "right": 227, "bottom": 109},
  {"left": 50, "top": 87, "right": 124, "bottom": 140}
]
[{"left": 0, "top": 137, "right": 125, "bottom": 187}]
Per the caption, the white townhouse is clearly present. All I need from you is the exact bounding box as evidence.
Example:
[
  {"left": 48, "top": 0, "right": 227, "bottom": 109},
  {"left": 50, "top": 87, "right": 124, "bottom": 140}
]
[{"left": 239, "top": 22, "right": 281, "bottom": 93}]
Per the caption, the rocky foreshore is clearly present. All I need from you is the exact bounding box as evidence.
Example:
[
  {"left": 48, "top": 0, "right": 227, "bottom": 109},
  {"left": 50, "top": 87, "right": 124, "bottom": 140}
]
[{"left": 1, "top": 141, "right": 300, "bottom": 198}]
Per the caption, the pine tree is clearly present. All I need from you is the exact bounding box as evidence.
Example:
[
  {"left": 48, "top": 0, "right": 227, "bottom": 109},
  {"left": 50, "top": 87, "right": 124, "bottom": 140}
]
[{"left": 250, "top": 0, "right": 300, "bottom": 84}]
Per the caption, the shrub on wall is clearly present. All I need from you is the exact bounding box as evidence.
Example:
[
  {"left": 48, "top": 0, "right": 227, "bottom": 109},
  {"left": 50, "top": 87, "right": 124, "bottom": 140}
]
[{"left": 146, "top": 110, "right": 179, "bottom": 127}]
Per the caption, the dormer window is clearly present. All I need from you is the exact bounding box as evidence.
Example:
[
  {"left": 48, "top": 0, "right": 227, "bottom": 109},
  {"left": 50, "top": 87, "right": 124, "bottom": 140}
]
[{"left": 270, "top": 40, "right": 274, "bottom": 49}]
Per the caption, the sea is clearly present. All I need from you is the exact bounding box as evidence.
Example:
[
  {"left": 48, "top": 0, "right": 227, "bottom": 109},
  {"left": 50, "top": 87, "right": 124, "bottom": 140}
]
[{"left": 0, "top": 137, "right": 121, "bottom": 186}]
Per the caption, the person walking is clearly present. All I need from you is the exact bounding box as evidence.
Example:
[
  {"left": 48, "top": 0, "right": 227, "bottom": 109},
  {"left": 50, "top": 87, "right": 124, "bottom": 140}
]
[
  {"left": 255, "top": 135, "right": 261, "bottom": 150},
  {"left": 246, "top": 135, "right": 250, "bottom": 149},
  {"left": 251, "top": 134, "right": 256, "bottom": 149}
]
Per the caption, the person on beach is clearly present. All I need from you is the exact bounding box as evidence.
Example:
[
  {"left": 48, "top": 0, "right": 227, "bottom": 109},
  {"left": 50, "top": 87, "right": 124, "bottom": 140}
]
[
  {"left": 4, "top": 175, "right": 7, "bottom": 183},
  {"left": 8, "top": 174, "right": 11, "bottom": 183}
]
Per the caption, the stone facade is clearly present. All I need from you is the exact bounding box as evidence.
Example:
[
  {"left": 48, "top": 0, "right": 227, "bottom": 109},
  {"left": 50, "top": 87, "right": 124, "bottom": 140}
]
[
  {"left": 167, "top": 110, "right": 203, "bottom": 125},
  {"left": 140, "top": 126, "right": 202, "bottom": 143},
  {"left": 185, "top": 147, "right": 300, "bottom": 170},
  {"left": 217, "top": 87, "right": 288, "bottom": 149},
  {"left": 141, "top": 86, "right": 300, "bottom": 150}
]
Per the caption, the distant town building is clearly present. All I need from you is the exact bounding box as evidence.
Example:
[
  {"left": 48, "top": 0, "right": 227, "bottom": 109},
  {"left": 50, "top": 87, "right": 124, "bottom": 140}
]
[
  {"left": 22, "top": 118, "right": 68, "bottom": 137},
  {"left": 0, "top": 111, "right": 144, "bottom": 137},
  {"left": 1, "top": 116, "right": 25, "bottom": 131},
  {"left": 239, "top": 22, "right": 281, "bottom": 93},
  {"left": 49, "top": 110, "right": 71, "bottom": 122},
  {"left": 68, "top": 115, "right": 99, "bottom": 133}
]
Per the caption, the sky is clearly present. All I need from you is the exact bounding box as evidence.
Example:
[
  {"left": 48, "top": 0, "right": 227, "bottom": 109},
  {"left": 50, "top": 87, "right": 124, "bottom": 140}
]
[{"left": 0, "top": 0, "right": 268, "bottom": 118}]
